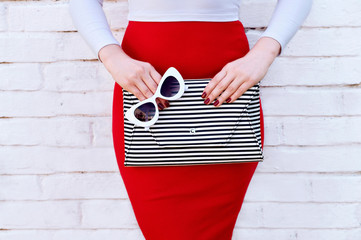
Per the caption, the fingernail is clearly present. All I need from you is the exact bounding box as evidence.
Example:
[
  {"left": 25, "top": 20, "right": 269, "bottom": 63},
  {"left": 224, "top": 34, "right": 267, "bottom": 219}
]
[
  {"left": 201, "top": 92, "right": 207, "bottom": 98},
  {"left": 204, "top": 98, "right": 210, "bottom": 104},
  {"left": 164, "top": 101, "right": 169, "bottom": 107},
  {"left": 226, "top": 97, "right": 231, "bottom": 103},
  {"left": 213, "top": 100, "right": 219, "bottom": 106},
  {"left": 158, "top": 103, "right": 164, "bottom": 110}
]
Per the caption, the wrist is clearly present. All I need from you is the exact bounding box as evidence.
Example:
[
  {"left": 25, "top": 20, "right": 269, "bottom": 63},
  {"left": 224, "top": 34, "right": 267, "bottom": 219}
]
[
  {"left": 98, "top": 44, "right": 128, "bottom": 64},
  {"left": 248, "top": 37, "right": 281, "bottom": 65}
]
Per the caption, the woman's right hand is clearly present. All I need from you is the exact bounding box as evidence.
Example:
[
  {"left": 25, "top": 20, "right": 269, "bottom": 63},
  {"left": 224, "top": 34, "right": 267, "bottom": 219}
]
[{"left": 99, "top": 44, "right": 169, "bottom": 110}]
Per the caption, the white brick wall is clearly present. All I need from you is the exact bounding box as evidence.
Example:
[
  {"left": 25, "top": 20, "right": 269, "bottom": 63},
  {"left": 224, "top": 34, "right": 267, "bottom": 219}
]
[{"left": 0, "top": 0, "right": 360, "bottom": 239}]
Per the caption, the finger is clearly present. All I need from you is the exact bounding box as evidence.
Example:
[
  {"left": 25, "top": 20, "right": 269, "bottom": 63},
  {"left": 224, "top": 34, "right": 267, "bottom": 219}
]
[
  {"left": 135, "top": 74, "right": 155, "bottom": 100},
  {"left": 213, "top": 77, "right": 244, "bottom": 107},
  {"left": 130, "top": 83, "right": 165, "bottom": 111},
  {"left": 127, "top": 85, "right": 148, "bottom": 102},
  {"left": 149, "top": 68, "right": 169, "bottom": 109},
  {"left": 149, "top": 66, "right": 162, "bottom": 85},
  {"left": 202, "top": 70, "right": 227, "bottom": 99},
  {"left": 137, "top": 68, "right": 168, "bottom": 111},
  {"left": 227, "top": 81, "right": 254, "bottom": 104},
  {"left": 155, "top": 98, "right": 165, "bottom": 110},
  {"left": 143, "top": 70, "right": 159, "bottom": 95},
  {"left": 204, "top": 72, "right": 235, "bottom": 105}
]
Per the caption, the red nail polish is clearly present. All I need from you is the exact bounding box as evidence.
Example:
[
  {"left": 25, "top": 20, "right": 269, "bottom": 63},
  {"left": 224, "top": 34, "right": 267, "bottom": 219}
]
[
  {"left": 201, "top": 92, "right": 207, "bottom": 98},
  {"left": 204, "top": 98, "right": 210, "bottom": 104},
  {"left": 213, "top": 100, "right": 219, "bottom": 106},
  {"left": 226, "top": 97, "right": 231, "bottom": 103},
  {"left": 158, "top": 103, "right": 164, "bottom": 110}
]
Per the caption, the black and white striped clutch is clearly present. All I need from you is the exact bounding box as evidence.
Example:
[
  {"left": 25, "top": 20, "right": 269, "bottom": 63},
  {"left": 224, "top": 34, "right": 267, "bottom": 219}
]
[{"left": 122, "top": 78, "right": 264, "bottom": 167}]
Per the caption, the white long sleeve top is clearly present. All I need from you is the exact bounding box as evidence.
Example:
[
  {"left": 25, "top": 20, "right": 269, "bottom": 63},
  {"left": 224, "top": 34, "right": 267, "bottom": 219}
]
[{"left": 69, "top": 0, "right": 313, "bottom": 61}]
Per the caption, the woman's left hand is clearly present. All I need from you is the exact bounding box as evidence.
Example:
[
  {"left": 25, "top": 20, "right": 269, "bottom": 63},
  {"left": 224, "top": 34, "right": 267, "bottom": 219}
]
[{"left": 201, "top": 37, "right": 281, "bottom": 107}]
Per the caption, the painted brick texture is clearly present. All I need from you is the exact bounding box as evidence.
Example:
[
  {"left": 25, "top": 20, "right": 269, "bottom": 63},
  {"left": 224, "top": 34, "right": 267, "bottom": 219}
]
[{"left": 0, "top": 0, "right": 360, "bottom": 239}]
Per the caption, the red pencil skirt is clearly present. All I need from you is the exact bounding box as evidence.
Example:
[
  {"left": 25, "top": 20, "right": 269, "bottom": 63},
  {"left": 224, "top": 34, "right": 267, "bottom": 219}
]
[{"left": 112, "top": 20, "right": 264, "bottom": 240}]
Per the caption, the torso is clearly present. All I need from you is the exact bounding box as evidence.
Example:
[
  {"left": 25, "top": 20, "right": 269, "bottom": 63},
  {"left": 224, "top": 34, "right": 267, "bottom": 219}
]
[{"left": 128, "top": 0, "right": 241, "bottom": 22}]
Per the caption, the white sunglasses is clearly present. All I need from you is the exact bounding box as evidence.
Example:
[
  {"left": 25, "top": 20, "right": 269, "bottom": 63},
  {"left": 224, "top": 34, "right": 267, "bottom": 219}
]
[{"left": 125, "top": 67, "right": 189, "bottom": 131}]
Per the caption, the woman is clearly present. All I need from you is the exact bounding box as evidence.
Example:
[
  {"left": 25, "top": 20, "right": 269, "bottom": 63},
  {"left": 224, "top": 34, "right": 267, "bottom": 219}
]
[{"left": 69, "top": 0, "right": 312, "bottom": 239}]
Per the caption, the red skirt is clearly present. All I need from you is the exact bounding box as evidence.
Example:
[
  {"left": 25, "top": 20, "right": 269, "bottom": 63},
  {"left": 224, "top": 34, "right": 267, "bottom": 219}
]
[{"left": 112, "top": 20, "right": 264, "bottom": 240}]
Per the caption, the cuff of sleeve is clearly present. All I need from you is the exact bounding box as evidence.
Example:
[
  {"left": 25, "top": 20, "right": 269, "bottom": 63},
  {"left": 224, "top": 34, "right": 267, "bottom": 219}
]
[{"left": 94, "top": 37, "right": 121, "bottom": 62}]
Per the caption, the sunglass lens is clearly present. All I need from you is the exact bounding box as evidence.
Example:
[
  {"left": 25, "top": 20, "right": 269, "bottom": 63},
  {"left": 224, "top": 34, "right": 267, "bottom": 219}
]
[
  {"left": 134, "top": 102, "right": 156, "bottom": 122},
  {"left": 160, "top": 76, "right": 180, "bottom": 97}
]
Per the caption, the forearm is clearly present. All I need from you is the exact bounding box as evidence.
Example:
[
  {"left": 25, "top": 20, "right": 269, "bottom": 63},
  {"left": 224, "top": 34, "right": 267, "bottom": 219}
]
[
  {"left": 69, "top": 0, "right": 121, "bottom": 62},
  {"left": 258, "top": 0, "right": 313, "bottom": 56}
]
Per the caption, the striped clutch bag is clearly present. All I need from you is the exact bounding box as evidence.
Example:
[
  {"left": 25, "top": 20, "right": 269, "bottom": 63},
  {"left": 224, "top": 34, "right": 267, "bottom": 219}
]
[{"left": 122, "top": 78, "right": 264, "bottom": 167}]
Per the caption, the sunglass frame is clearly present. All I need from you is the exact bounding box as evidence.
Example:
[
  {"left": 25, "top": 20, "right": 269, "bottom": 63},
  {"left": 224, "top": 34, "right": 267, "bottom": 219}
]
[{"left": 125, "top": 67, "right": 188, "bottom": 131}]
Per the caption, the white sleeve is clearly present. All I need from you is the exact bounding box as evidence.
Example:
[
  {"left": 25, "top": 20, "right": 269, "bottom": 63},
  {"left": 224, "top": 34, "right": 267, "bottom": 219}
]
[
  {"left": 259, "top": 0, "right": 313, "bottom": 56},
  {"left": 69, "top": 0, "right": 121, "bottom": 62}
]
